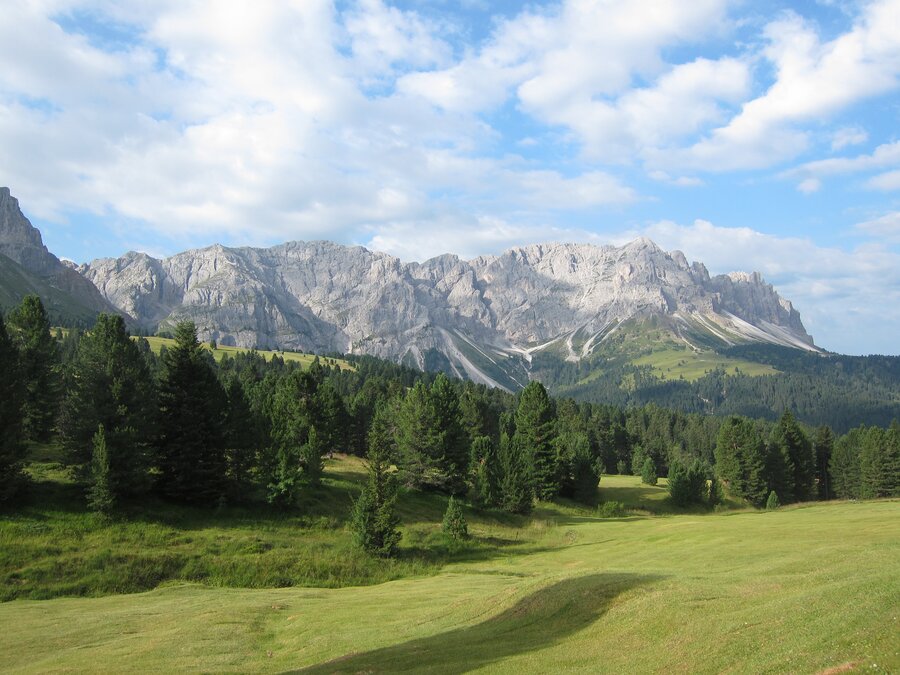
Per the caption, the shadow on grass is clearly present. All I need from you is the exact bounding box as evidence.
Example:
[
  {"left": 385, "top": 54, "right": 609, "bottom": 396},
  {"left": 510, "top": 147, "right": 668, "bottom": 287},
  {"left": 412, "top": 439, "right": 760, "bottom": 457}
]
[{"left": 293, "top": 572, "right": 660, "bottom": 674}]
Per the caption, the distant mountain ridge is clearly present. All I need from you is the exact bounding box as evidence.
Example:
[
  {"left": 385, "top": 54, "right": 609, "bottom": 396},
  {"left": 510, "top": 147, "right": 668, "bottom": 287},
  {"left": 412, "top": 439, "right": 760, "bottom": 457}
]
[{"left": 79, "top": 234, "right": 816, "bottom": 390}]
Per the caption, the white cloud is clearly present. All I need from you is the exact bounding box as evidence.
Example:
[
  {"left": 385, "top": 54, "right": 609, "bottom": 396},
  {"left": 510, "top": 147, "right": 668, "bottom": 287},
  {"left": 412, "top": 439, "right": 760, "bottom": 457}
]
[
  {"left": 831, "top": 125, "right": 868, "bottom": 150},
  {"left": 855, "top": 211, "right": 900, "bottom": 241},
  {"left": 797, "top": 177, "right": 821, "bottom": 194},
  {"left": 665, "top": 0, "right": 900, "bottom": 171},
  {"left": 865, "top": 169, "right": 900, "bottom": 191}
]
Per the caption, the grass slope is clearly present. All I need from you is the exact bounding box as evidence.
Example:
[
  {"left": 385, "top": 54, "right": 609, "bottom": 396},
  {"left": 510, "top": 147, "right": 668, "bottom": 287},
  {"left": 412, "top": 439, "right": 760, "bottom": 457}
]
[
  {"left": 140, "top": 335, "right": 355, "bottom": 369},
  {"left": 1, "top": 458, "right": 897, "bottom": 673}
]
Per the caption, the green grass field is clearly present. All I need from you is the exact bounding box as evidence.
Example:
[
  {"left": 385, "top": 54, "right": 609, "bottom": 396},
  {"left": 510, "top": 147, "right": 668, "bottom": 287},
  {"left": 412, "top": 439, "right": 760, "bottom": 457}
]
[
  {"left": 1, "top": 457, "right": 897, "bottom": 673},
  {"left": 632, "top": 347, "right": 778, "bottom": 381},
  {"left": 139, "top": 336, "right": 355, "bottom": 369}
]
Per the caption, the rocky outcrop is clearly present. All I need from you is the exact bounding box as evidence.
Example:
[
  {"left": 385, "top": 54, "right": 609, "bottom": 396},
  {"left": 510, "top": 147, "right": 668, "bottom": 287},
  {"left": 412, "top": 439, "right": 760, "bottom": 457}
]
[
  {"left": 80, "top": 234, "right": 817, "bottom": 386},
  {"left": 0, "top": 187, "right": 117, "bottom": 316}
]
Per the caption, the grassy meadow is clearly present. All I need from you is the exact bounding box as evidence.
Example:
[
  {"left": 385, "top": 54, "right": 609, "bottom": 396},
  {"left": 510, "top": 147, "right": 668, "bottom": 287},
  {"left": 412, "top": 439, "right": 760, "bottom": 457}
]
[
  {"left": 139, "top": 335, "right": 355, "bottom": 369},
  {"left": 1, "top": 453, "right": 897, "bottom": 673}
]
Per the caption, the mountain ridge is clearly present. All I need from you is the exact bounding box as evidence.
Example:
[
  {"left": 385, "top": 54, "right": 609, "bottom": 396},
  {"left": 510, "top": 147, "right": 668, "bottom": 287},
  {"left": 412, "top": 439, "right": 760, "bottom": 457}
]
[{"left": 78, "top": 235, "right": 817, "bottom": 389}]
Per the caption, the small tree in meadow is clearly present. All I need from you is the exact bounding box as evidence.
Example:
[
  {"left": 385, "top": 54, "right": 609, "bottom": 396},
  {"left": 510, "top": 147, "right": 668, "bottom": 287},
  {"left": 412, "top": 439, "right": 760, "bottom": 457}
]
[
  {"left": 640, "top": 457, "right": 657, "bottom": 486},
  {"left": 351, "top": 413, "right": 401, "bottom": 557},
  {"left": 766, "top": 491, "right": 780, "bottom": 511},
  {"left": 442, "top": 496, "right": 468, "bottom": 541}
]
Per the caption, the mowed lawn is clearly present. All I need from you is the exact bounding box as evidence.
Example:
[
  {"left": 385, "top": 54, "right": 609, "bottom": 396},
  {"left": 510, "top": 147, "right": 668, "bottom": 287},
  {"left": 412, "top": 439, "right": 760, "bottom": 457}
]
[{"left": 0, "top": 470, "right": 897, "bottom": 673}]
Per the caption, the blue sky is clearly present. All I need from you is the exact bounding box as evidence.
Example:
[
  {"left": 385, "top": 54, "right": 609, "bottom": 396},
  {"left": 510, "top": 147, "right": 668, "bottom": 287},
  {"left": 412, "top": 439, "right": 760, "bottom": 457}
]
[{"left": 1, "top": 0, "right": 899, "bottom": 355}]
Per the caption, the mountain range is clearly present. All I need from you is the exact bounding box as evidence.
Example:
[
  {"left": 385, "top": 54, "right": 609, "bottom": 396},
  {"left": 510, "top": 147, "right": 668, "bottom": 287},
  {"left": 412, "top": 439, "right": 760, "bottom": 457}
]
[{"left": 1, "top": 186, "right": 817, "bottom": 391}]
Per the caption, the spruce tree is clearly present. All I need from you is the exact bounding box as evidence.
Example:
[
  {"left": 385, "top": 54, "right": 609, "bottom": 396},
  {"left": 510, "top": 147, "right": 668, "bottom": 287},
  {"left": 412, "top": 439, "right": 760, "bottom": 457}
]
[
  {"left": 813, "top": 425, "right": 834, "bottom": 500},
  {"left": 514, "top": 381, "right": 558, "bottom": 500},
  {"left": 223, "top": 375, "right": 258, "bottom": 499},
  {"left": 312, "top": 380, "right": 348, "bottom": 455},
  {"left": 300, "top": 425, "right": 325, "bottom": 487},
  {"left": 59, "top": 313, "right": 156, "bottom": 500},
  {"left": 351, "top": 411, "right": 401, "bottom": 557},
  {"left": 395, "top": 381, "right": 440, "bottom": 489},
  {"left": 88, "top": 425, "right": 115, "bottom": 515},
  {"left": 769, "top": 411, "right": 814, "bottom": 502},
  {"left": 429, "top": 374, "right": 468, "bottom": 494},
  {"left": 0, "top": 315, "right": 26, "bottom": 502},
  {"left": 641, "top": 457, "right": 658, "bottom": 486},
  {"left": 156, "top": 321, "right": 227, "bottom": 504},
  {"left": 715, "top": 416, "right": 768, "bottom": 506},
  {"left": 766, "top": 490, "right": 780, "bottom": 510},
  {"left": 557, "top": 432, "right": 600, "bottom": 503},
  {"left": 442, "top": 496, "right": 468, "bottom": 540},
  {"left": 7, "top": 295, "right": 60, "bottom": 442},
  {"left": 859, "top": 425, "right": 900, "bottom": 498},
  {"left": 708, "top": 475, "right": 724, "bottom": 507},
  {"left": 497, "top": 434, "right": 532, "bottom": 514},
  {"left": 667, "top": 459, "right": 707, "bottom": 507},
  {"left": 830, "top": 429, "right": 862, "bottom": 499},
  {"left": 469, "top": 435, "right": 499, "bottom": 508}
]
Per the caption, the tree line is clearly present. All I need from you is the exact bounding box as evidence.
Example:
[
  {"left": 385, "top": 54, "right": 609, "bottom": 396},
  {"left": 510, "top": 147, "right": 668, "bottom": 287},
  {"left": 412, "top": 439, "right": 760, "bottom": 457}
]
[{"left": 1, "top": 296, "right": 897, "bottom": 553}]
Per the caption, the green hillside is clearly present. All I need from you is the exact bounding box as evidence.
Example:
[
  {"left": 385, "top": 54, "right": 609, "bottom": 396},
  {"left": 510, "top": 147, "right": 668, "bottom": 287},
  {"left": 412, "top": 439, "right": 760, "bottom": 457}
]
[
  {"left": 1, "top": 454, "right": 896, "bottom": 673},
  {"left": 140, "top": 335, "right": 355, "bottom": 369},
  {"left": 0, "top": 254, "right": 97, "bottom": 326}
]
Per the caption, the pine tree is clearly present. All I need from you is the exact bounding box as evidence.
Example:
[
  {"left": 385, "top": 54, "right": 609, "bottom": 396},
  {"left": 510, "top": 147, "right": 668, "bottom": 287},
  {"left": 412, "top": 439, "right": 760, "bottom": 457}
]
[
  {"left": 769, "top": 411, "right": 814, "bottom": 502},
  {"left": 641, "top": 457, "right": 658, "bottom": 486},
  {"left": 7, "top": 295, "right": 60, "bottom": 442},
  {"left": 859, "top": 425, "right": 900, "bottom": 498},
  {"left": 557, "top": 432, "right": 601, "bottom": 503},
  {"left": 766, "top": 490, "right": 780, "bottom": 510},
  {"left": 715, "top": 416, "right": 768, "bottom": 506},
  {"left": 395, "top": 381, "right": 441, "bottom": 490},
  {"left": 442, "top": 496, "right": 468, "bottom": 540},
  {"left": 88, "top": 425, "right": 115, "bottom": 515},
  {"left": 497, "top": 434, "right": 532, "bottom": 514},
  {"left": 223, "top": 375, "right": 258, "bottom": 499},
  {"left": 429, "top": 374, "right": 468, "bottom": 494},
  {"left": 312, "top": 380, "right": 348, "bottom": 455},
  {"left": 668, "top": 459, "right": 707, "bottom": 507},
  {"left": 300, "top": 425, "right": 325, "bottom": 486},
  {"left": 351, "top": 414, "right": 401, "bottom": 557},
  {"left": 708, "top": 475, "right": 724, "bottom": 507},
  {"left": 156, "top": 321, "right": 227, "bottom": 504},
  {"left": 59, "top": 313, "right": 156, "bottom": 500},
  {"left": 830, "top": 429, "right": 862, "bottom": 499},
  {"left": 514, "top": 381, "right": 558, "bottom": 500},
  {"left": 469, "top": 435, "right": 499, "bottom": 508},
  {"left": 0, "top": 315, "right": 26, "bottom": 502},
  {"left": 813, "top": 425, "right": 834, "bottom": 500}
]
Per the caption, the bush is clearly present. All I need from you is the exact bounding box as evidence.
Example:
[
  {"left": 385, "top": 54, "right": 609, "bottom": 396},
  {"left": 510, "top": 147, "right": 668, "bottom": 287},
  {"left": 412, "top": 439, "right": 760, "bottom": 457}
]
[
  {"left": 596, "top": 501, "right": 627, "bottom": 518},
  {"left": 668, "top": 460, "right": 708, "bottom": 507},
  {"left": 766, "top": 491, "right": 780, "bottom": 510}
]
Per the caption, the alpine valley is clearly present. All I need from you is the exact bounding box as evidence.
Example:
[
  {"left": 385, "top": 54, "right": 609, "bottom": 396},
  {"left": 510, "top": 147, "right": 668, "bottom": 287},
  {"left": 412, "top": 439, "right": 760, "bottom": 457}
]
[{"left": 2, "top": 187, "right": 899, "bottom": 430}]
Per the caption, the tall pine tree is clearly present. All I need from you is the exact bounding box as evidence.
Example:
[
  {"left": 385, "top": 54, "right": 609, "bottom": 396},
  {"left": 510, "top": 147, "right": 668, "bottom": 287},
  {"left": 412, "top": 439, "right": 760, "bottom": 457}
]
[
  {"left": 7, "top": 295, "right": 60, "bottom": 442},
  {"left": 156, "top": 321, "right": 227, "bottom": 504},
  {"left": 0, "top": 315, "right": 26, "bottom": 502},
  {"left": 514, "top": 381, "right": 558, "bottom": 500},
  {"left": 59, "top": 313, "right": 156, "bottom": 500}
]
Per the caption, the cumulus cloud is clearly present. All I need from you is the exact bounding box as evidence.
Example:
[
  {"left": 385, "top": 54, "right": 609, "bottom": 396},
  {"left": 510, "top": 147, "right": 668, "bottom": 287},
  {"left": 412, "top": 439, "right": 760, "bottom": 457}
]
[{"left": 663, "top": 0, "right": 900, "bottom": 171}]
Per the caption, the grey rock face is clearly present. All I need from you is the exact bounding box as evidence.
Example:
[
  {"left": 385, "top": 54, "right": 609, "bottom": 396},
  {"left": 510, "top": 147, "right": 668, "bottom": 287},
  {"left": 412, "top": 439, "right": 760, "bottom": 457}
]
[
  {"left": 81, "top": 235, "right": 817, "bottom": 386},
  {"left": 0, "top": 187, "right": 117, "bottom": 315}
]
